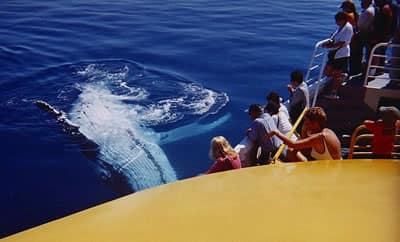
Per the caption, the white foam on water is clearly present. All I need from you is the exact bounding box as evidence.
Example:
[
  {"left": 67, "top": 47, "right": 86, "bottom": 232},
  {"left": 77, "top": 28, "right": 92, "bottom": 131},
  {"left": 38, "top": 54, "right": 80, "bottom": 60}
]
[
  {"left": 181, "top": 83, "right": 223, "bottom": 115},
  {"left": 76, "top": 64, "right": 129, "bottom": 82},
  {"left": 69, "top": 84, "right": 177, "bottom": 191},
  {"left": 131, "top": 83, "right": 229, "bottom": 126}
]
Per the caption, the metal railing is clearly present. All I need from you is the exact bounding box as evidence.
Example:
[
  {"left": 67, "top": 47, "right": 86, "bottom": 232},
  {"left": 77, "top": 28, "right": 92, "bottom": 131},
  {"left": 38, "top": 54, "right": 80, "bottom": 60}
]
[
  {"left": 272, "top": 41, "right": 400, "bottom": 163},
  {"left": 347, "top": 124, "right": 400, "bottom": 159},
  {"left": 363, "top": 42, "right": 400, "bottom": 86},
  {"left": 272, "top": 39, "right": 330, "bottom": 163},
  {"left": 304, "top": 38, "right": 330, "bottom": 107}
]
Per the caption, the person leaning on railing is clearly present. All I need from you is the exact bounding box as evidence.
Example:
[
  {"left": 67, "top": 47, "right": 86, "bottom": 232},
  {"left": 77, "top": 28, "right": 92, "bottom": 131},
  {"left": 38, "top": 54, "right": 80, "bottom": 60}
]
[
  {"left": 247, "top": 104, "right": 284, "bottom": 165},
  {"left": 266, "top": 107, "right": 342, "bottom": 161},
  {"left": 322, "top": 11, "right": 353, "bottom": 99},
  {"left": 287, "top": 69, "right": 309, "bottom": 128}
]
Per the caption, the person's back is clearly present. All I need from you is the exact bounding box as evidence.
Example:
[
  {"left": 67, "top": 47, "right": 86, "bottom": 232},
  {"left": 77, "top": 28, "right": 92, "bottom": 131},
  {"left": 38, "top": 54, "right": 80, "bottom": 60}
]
[
  {"left": 363, "top": 106, "right": 400, "bottom": 157},
  {"left": 372, "top": 0, "right": 394, "bottom": 44},
  {"left": 351, "top": 0, "right": 375, "bottom": 76},
  {"left": 249, "top": 113, "right": 283, "bottom": 155},
  {"left": 310, "top": 128, "right": 342, "bottom": 160},
  {"left": 206, "top": 136, "right": 241, "bottom": 174},
  {"left": 206, "top": 155, "right": 241, "bottom": 174},
  {"left": 265, "top": 101, "right": 293, "bottom": 136},
  {"left": 358, "top": 0, "right": 375, "bottom": 33},
  {"left": 266, "top": 91, "right": 290, "bottom": 120},
  {"left": 287, "top": 70, "right": 309, "bottom": 124},
  {"left": 247, "top": 104, "right": 283, "bottom": 164},
  {"left": 364, "top": 120, "right": 398, "bottom": 155}
]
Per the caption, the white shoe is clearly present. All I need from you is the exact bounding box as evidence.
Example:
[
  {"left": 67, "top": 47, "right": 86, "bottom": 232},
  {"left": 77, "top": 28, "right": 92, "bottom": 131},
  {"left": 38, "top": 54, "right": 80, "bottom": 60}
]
[
  {"left": 342, "top": 73, "right": 348, "bottom": 81},
  {"left": 324, "top": 94, "right": 340, "bottom": 99}
]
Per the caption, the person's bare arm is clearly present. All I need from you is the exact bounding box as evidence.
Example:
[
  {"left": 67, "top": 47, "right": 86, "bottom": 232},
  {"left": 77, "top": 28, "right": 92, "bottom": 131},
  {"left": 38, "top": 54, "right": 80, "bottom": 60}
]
[{"left": 268, "top": 130, "right": 321, "bottom": 150}]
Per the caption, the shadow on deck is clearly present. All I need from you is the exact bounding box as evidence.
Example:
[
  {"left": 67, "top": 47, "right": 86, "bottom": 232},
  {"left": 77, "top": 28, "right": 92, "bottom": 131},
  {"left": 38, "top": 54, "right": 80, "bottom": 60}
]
[{"left": 315, "top": 77, "right": 378, "bottom": 148}]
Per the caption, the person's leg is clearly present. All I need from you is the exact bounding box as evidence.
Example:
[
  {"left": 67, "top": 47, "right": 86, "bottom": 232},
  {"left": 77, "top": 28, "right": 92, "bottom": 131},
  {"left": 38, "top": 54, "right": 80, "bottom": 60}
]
[
  {"left": 350, "top": 33, "right": 363, "bottom": 75},
  {"left": 257, "top": 151, "right": 271, "bottom": 165},
  {"left": 327, "top": 58, "right": 348, "bottom": 98},
  {"left": 331, "top": 70, "right": 343, "bottom": 97},
  {"left": 376, "top": 46, "right": 387, "bottom": 75},
  {"left": 364, "top": 34, "right": 372, "bottom": 72},
  {"left": 324, "top": 63, "right": 334, "bottom": 77},
  {"left": 286, "top": 148, "right": 308, "bottom": 162}
]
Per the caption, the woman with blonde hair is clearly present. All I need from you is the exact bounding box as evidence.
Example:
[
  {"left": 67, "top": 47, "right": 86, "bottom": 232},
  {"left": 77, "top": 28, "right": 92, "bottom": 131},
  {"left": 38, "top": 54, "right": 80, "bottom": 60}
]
[{"left": 206, "top": 136, "right": 241, "bottom": 174}]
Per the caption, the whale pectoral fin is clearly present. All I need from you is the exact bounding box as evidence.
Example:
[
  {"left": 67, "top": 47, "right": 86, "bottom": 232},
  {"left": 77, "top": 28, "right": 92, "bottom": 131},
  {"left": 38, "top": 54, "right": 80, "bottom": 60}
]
[{"left": 158, "top": 113, "right": 231, "bottom": 145}]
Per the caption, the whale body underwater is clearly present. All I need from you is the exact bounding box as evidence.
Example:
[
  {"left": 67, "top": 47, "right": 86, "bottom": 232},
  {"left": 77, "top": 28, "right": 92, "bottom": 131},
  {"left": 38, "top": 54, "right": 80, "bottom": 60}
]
[{"left": 35, "top": 91, "right": 230, "bottom": 193}]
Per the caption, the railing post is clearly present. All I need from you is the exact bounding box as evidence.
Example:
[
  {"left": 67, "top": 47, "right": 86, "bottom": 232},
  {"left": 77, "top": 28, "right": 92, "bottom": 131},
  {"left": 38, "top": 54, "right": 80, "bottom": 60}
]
[
  {"left": 363, "top": 42, "right": 393, "bottom": 86},
  {"left": 311, "top": 52, "right": 328, "bottom": 107}
]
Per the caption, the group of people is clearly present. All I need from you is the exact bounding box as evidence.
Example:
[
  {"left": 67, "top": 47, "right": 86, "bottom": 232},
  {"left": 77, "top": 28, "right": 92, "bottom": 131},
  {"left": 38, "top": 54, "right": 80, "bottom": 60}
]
[
  {"left": 205, "top": 70, "right": 342, "bottom": 174},
  {"left": 323, "top": 0, "right": 400, "bottom": 98},
  {"left": 204, "top": 0, "right": 400, "bottom": 174},
  {"left": 204, "top": 68, "right": 400, "bottom": 174}
]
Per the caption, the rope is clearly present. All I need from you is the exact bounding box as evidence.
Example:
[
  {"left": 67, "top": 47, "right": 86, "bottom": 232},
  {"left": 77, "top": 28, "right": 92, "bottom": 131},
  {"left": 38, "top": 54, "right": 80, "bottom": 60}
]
[{"left": 271, "top": 107, "right": 309, "bottom": 164}]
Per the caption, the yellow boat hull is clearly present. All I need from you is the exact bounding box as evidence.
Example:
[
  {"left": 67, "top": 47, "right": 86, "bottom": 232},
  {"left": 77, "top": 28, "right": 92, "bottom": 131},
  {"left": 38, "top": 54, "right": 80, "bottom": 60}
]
[{"left": 4, "top": 159, "right": 400, "bottom": 241}]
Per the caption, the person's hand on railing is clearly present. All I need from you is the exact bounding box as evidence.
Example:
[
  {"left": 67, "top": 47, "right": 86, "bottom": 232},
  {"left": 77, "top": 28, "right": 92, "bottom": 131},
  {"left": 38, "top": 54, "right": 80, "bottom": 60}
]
[
  {"left": 321, "top": 39, "right": 334, "bottom": 48},
  {"left": 287, "top": 84, "right": 295, "bottom": 94},
  {"left": 246, "top": 128, "right": 252, "bottom": 137}
]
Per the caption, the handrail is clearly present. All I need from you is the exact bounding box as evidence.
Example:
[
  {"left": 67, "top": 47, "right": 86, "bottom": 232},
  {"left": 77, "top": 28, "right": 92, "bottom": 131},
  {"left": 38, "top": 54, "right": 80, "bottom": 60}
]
[
  {"left": 272, "top": 107, "right": 308, "bottom": 163},
  {"left": 347, "top": 123, "right": 400, "bottom": 159},
  {"left": 347, "top": 124, "right": 367, "bottom": 159},
  {"left": 304, "top": 38, "right": 330, "bottom": 107},
  {"left": 304, "top": 38, "right": 330, "bottom": 84},
  {"left": 271, "top": 39, "right": 330, "bottom": 164},
  {"left": 311, "top": 52, "right": 328, "bottom": 107},
  {"left": 363, "top": 42, "right": 400, "bottom": 86}
]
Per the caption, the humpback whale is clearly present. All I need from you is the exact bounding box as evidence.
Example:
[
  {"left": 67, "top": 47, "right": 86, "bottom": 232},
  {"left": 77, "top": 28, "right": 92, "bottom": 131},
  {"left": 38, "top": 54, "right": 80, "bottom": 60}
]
[
  {"left": 35, "top": 95, "right": 231, "bottom": 194},
  {"left": 33, "top": 60, "right": 231, "bottom": 193},
  {"left": 35, "top": 99, "right": 177, "bottom": 194}
]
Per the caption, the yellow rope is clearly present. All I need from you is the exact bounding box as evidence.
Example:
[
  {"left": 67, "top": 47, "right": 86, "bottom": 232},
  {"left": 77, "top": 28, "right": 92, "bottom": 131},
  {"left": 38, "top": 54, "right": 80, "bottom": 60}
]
[{"left": 271, "top": 107, "right": 309, "bottom": 164}]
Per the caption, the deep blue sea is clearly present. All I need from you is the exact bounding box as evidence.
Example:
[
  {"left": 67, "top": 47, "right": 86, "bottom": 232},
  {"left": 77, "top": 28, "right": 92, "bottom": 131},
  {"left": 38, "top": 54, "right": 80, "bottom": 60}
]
[{"left": 1, "top": 0, "right": 341, "bottom": 237}]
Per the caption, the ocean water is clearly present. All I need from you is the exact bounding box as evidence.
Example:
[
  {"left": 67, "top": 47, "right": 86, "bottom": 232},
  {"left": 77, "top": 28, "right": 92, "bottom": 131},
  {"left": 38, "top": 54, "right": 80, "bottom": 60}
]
[{"left": 0, "top": 0, "right": 341, "bottom": 237}]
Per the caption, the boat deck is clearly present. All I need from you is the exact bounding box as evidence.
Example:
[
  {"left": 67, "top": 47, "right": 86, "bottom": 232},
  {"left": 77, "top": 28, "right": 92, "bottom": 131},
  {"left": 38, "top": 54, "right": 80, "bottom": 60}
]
[
  {"left": 315, "top": 78, "right": 377, "bottom": 146},
  {"left": 4, "top": 159, "right": 400, "bottom": 242},
  {"left": 315, "top": 73, "right": 400, "bottom": 157},
  {"left": 317, "top": 86, "right": 375, "bottom": 135},
  {"left": 308, "top": 42, "right": 400, "bottom": 142}
]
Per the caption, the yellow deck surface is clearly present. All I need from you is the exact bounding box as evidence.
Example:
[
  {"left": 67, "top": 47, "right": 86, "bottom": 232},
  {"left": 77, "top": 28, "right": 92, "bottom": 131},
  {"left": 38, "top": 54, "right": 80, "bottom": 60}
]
[{"left": 3, "top": 159, "right": 400, "bottom": 242}]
